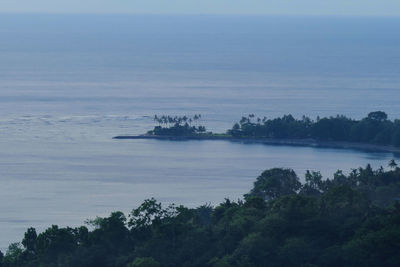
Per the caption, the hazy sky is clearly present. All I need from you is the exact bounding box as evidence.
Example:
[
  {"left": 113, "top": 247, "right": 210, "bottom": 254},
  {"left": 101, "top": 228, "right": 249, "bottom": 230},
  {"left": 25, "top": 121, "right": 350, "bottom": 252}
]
[{"left": 1, "top": 0, "right": 400, "bottom": 16}]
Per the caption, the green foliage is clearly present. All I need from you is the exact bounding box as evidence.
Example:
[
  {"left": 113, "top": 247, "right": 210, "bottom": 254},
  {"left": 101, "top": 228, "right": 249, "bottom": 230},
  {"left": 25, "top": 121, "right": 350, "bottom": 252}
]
[
  {"left": 127, "top": 257, "right": 161, "bottom": 267},
  {"left": 228, "top": 111, "right": 400, "bottom": 147},
  {"left": 3, "top": 163, "right": 400, "bottom": 266},
  {"left": 246, "top": 168, "right": 301, "bottom": 200},
  {"left": 148, "top": 115, "right": 207, "bottom": 136},
  {"left": 147, "top": 112, "right": 400, "bottom": 148},
  {"left": 367, "top": 111, "right": 388, "bottom": 122},
  {"left": 2, "top": 243, "right": 23, "bottom": 266},
  {"left": 22, "top": 228, "right": 37, "bottom": 252}
]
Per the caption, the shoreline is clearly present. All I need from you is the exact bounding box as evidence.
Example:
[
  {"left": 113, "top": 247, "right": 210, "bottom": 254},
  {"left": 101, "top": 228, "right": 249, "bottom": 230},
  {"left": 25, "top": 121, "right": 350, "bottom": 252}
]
[{"left": 113, "top": 135, "right": 400, "bottom": 154}]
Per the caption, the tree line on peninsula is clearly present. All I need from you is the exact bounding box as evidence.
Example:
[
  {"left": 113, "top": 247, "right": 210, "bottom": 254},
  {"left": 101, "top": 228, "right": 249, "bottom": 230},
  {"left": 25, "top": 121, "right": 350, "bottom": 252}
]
[
  {"left": 228, "top": 111, "right": 400, "bottom": 147},
  {"left": 148, "top": 115, "right": 207, "bottom": 136},
  {"left": 1, "top": 160, "right": 400, "bottom": 266},
  {"left": 147, "top": 111, "right": 400, "bottom": 148}
]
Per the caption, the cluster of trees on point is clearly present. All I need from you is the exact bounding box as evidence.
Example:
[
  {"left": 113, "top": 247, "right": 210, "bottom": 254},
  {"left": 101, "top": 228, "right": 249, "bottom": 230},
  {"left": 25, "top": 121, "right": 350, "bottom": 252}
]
[
  {"left": 228, "top": 111, "right": 400, "bottom": 147},
  {"left": 148, "top": 115, "right": 207, "bottom": 136},
  {"left": 2, "top": 160, "right": 400, "bottom": 267}
]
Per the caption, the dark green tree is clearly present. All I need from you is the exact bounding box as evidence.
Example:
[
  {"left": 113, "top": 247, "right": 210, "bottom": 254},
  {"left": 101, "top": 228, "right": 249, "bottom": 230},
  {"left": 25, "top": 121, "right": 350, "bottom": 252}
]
[
  {"left": 22, "top": 227, "right": 37, "bottom": 252},
  {"left": 246, "top": 168, "right": 301, "bottom": 200},
  {"left": 367, "top": 111, "right": 388, "bottom": 122},
  {"left": 389, "top": 159, "right": 398, "bottom": 169}
]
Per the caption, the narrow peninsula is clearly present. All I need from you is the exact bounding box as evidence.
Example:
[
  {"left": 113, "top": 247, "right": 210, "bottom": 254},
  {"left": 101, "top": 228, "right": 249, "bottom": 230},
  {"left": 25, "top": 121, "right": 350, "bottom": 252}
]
[{"left": 114, "top": 112, "right": 400, "bottom": 153}]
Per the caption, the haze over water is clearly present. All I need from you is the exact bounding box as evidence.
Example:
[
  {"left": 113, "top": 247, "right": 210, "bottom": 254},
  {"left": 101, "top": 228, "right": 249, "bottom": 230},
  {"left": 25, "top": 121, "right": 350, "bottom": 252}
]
[{"left": 0, "top": 14, "right": 399, "bottom": 249}]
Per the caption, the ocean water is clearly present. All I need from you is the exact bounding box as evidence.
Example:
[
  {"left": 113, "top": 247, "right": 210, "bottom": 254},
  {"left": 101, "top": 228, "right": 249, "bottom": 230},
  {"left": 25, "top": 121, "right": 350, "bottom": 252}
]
[{"left": 0, "top": 14, "right": 399, "bottom": 250}]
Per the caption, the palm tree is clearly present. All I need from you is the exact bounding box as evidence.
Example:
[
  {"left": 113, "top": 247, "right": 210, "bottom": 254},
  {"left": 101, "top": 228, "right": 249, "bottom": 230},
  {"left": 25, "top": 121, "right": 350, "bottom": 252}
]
[
  {"left": 388, "top": 159, "right": 398, "bottom": 170},
  {"left": 154, "top": 115, "right": 163, "bottom": 126},
  {"left": 162, "top": 116, "right": 167, "bottom": 126},
  {"left": 168, "top": 116, "right": 173, "bottom": 126}
]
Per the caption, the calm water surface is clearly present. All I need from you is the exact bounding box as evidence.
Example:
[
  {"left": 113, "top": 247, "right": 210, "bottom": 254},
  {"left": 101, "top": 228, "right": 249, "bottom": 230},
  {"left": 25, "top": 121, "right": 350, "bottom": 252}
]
[{"left": 0, "top": 14, "right": 399, "bottom": 249}]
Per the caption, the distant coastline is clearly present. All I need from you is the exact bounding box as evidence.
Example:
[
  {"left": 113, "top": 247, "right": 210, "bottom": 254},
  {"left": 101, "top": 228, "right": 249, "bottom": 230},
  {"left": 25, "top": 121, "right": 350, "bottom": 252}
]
[
  {"left": 113, "top": 134, "right": 400, "bottom": 154},
  {"left": 114, "top": 112, "right": 400, "bottom": 154}
]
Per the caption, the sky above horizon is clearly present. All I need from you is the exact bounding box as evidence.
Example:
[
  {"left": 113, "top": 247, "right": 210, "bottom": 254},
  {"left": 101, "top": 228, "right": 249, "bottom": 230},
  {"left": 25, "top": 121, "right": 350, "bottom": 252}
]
[{"left": 1, "top": 0, "right": 400, "bottom": 16}]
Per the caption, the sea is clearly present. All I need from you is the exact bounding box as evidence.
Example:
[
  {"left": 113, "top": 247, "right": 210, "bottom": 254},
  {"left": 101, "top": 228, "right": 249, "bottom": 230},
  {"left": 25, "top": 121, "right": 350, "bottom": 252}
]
[{"left": 0, "top": 14, "right": 399, "bottom": 250}]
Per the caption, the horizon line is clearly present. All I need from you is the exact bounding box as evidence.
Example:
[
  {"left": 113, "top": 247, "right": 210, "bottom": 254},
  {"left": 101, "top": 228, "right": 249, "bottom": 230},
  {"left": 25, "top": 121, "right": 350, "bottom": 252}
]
[{"left": 0, "top": 12, "right": 400, "bottom": 18}]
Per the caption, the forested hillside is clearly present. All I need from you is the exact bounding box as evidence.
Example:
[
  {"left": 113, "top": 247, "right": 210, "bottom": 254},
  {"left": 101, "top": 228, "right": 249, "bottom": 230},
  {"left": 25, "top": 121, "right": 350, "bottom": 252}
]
[{"left": 2, "top": 161, "right": 400, "bottom": 267}]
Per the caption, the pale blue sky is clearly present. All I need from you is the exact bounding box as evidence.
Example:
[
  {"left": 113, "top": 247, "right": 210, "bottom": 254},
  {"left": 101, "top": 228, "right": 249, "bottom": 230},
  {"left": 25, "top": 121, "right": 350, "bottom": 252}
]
[{"left": 1, "top": 0, "right": 400, "bottom": 16}]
